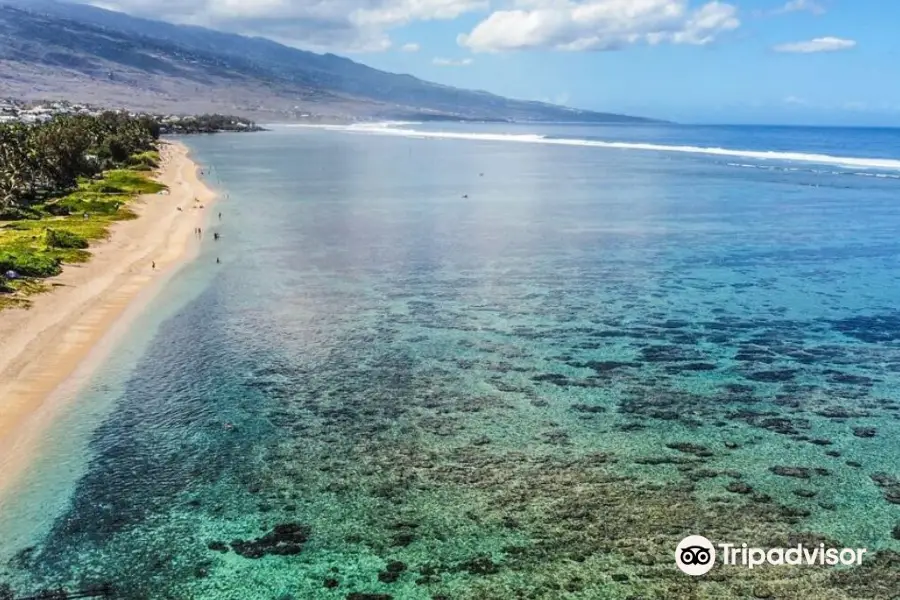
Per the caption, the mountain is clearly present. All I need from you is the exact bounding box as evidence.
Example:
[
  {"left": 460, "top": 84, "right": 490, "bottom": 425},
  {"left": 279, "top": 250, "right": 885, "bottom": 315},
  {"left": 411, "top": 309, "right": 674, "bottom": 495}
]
[{"left": 0, "top": 0, "right": 659, "bottom": 123}]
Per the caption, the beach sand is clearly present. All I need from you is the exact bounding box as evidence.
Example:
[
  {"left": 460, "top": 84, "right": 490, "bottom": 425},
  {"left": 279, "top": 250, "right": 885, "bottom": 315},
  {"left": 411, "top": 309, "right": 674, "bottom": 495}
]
[{"left": 0, "top": 141, "right": 215, "bottom": 502}]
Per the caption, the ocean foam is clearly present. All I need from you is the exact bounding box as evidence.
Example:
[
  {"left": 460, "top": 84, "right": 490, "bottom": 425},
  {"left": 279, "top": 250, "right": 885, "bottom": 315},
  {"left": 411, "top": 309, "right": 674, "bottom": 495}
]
[{"left": 297, "top": 122, "right": 900, "bottom": 172}]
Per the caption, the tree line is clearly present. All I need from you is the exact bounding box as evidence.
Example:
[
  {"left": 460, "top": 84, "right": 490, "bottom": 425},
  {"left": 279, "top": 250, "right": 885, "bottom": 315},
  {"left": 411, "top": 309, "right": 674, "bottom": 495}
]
[
  {"left": 158, "top": 114, "right": 263, "bottom": 134},
  {"left": 0, "top": 112, "right": 160, "bottom": 215}
]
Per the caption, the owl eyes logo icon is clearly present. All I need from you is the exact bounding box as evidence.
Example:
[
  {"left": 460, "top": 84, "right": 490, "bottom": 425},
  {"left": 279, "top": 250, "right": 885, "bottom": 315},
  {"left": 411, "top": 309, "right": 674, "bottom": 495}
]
[{"left": 675, "top": 535, "right": 717, "bottom": 576}]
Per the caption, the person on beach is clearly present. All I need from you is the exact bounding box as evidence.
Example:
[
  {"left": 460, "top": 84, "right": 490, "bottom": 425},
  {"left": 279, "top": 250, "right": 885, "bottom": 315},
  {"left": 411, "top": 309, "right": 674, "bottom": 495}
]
[
  {"left": 214, "top": 233, "right": 219, "bottom": 241},
  {"left": 216, "top": 257, "right": 220, "bottom": 264},
  {"left": 219, "top": 212, "right": 222, "bottom": 221},
  {"left": 152, "top": 261, "right": 156, "bottom": 270}
]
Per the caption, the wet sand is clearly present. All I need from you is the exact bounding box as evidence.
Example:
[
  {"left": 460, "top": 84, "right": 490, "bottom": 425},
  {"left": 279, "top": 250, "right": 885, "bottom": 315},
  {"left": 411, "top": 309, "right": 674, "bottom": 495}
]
[{"left": 0, "top": 141, "right": 216, "bottom": 503}]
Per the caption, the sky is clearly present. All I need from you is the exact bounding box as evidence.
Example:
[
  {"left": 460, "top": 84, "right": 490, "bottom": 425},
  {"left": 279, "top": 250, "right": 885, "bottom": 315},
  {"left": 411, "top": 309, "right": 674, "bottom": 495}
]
[{"left": 82, "top": 0, "right": 900, "bottom": 126}]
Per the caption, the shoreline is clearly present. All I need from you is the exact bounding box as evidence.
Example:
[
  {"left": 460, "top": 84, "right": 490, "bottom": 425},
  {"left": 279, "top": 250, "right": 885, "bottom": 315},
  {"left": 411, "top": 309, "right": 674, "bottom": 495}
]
[{"left": 0, "top": 140, "right": 217, "bottom": 505}]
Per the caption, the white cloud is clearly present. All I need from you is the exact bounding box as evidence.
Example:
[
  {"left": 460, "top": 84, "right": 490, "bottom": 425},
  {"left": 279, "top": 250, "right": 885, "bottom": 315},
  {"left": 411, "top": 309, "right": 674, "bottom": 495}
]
[
  {"left": 353, "top": 0, "right": 486, "bottom": 26},
  {"left": 82, "top": 0, "right": 488, "bottom": 52},
  {"left": 433, "top": 57, "right": 474, "bottom": 65},
  {"left": 772, "top": 0, "right": 825, "bottom": 15},
  {"left": 400, "top": 42, "right": 421, "bottom": 52},
  {"left": 458, "top": 0, "right": 739, "bottom": 53},
  {"left": 773, "top": 36, "right": 855, "bottom": 53},
  {"left": 783, "top": 95, "right": 807, "bottom": 105}
]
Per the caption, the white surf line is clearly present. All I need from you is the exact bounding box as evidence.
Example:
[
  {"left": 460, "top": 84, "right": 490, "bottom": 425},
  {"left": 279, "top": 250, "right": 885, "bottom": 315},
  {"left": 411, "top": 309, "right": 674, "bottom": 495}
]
[{"left": 289, "top": 122, "right": 900, "bottom": 172}]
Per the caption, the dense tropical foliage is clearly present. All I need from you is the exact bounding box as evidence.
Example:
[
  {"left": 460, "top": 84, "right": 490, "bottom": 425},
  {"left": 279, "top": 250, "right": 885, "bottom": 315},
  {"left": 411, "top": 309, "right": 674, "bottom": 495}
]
[
  {"left": 0, "top": 109, "right": 261, "bottom": 308},
  {"left": 0, "top": 112, "right": 166, "bottom": 307},
  {"left": 0, "top": 112, "right": 160, "bottom": 214}
]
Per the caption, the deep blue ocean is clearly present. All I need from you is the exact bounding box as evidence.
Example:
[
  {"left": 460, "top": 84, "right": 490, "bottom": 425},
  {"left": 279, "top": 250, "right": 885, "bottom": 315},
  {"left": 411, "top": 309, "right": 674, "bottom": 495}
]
[{"left": 1, "top": 122, "right": 899, "bottom": 599}]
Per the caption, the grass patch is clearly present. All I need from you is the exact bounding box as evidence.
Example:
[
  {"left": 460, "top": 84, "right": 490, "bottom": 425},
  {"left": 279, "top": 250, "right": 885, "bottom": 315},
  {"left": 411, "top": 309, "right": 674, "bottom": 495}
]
[
  {"left": 0, "top": 152, "right": 167, "bottom": 310},
  {"left": 127, "top": 150, "right": 161, "bottom": 169},
  {"left": 96, "top": 170, "right": 166, "bottom": 195}
]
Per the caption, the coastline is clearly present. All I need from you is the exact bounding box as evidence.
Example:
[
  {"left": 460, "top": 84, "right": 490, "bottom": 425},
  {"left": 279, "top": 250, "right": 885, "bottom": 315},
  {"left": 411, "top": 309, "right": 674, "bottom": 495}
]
[{"left": 0, "top": 140, "right": 216, "bottom": 504}]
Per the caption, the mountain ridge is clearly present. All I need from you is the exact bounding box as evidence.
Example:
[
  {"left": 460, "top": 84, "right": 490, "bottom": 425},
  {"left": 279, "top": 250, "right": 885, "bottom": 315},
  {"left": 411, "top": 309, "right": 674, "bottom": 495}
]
[{"left": 0, "top": 0, "right": 662, "bottom": 123}]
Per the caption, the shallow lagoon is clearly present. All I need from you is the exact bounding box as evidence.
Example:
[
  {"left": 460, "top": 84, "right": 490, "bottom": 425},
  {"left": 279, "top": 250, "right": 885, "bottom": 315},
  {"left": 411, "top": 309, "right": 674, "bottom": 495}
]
[{"left": 2, "top": 124, "right": 900, "bottom": 599}]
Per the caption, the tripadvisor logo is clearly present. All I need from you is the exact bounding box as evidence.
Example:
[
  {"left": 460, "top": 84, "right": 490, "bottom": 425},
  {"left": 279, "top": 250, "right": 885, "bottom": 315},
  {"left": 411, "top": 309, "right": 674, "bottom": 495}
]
[
  {"left": 676, "top": 535, "right": 717, "bottom": 576},
  {"left": 675, "top": 535, "right": 868, "bottom": 576}
]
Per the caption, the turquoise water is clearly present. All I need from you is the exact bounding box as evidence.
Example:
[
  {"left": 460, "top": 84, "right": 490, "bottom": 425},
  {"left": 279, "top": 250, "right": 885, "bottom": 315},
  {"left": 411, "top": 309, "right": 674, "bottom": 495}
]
[{"left": 2, "top": 124, "right": 900, "bottom": 599}]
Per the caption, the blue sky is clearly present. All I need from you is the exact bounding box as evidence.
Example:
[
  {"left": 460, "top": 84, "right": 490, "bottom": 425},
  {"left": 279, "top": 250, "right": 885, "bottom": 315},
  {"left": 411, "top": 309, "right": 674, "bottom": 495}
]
[{"left": 88, "top": 0, "right": 900, "bottom": 126}]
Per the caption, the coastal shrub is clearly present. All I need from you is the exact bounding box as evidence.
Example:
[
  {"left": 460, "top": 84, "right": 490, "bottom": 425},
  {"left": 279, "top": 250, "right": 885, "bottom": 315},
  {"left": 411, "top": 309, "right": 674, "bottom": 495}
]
[
  {"left": 95, "top": 184, "right": 125, "bottom": 194},
  {"left": 0, "top": 206, "right": 42, "bottom": 221},
  {"left": 45, "top": 197, "right": 99, "bottom": 217},
  {"left": 43, "top": 201, "right": 75, "bottom": 216},
  {"left": 46, "top": 228, "right": 89, "bottom": 249},
  {"left": 1, "top": 221, "right": 33, "bottom": 231},
  {"left": 127, "top": 150, "right": 160, "bottom": 169},
  {"left": 0, "top": 251, "right": 61, "bottom": 277}
]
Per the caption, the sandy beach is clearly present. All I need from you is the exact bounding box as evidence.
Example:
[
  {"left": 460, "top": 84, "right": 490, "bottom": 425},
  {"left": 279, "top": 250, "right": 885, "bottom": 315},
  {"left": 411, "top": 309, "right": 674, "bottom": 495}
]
[{"left": 0, "top": 141, "right": 216, "bottom": 502}]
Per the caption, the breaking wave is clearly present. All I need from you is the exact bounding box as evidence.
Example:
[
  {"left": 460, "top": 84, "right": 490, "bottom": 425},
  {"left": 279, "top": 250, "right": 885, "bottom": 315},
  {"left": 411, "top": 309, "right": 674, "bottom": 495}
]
[
  {"left": 300, "top": 122, "right": 900, "bottom": 171},
  {"left": 284, "top": 122, "right": 900, "bottom": 173}
]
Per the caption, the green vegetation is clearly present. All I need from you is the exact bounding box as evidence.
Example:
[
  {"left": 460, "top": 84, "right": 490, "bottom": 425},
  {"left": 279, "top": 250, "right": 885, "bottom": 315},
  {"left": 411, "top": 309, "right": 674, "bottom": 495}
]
[
  {"left": 0, "top": 113, "right": 164, "bottom": 309},
  {"left": 46, "top": 228, "right": 89, "bottom": 249},
  {"left": 159, "top": 114, "right": 263, "bottom": 134},
  {"left": 126, "top": 150, "right": 161, "bottom": 171},
  {"left": 1, "top": 111, "right": 160, "bottom": 211}
]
